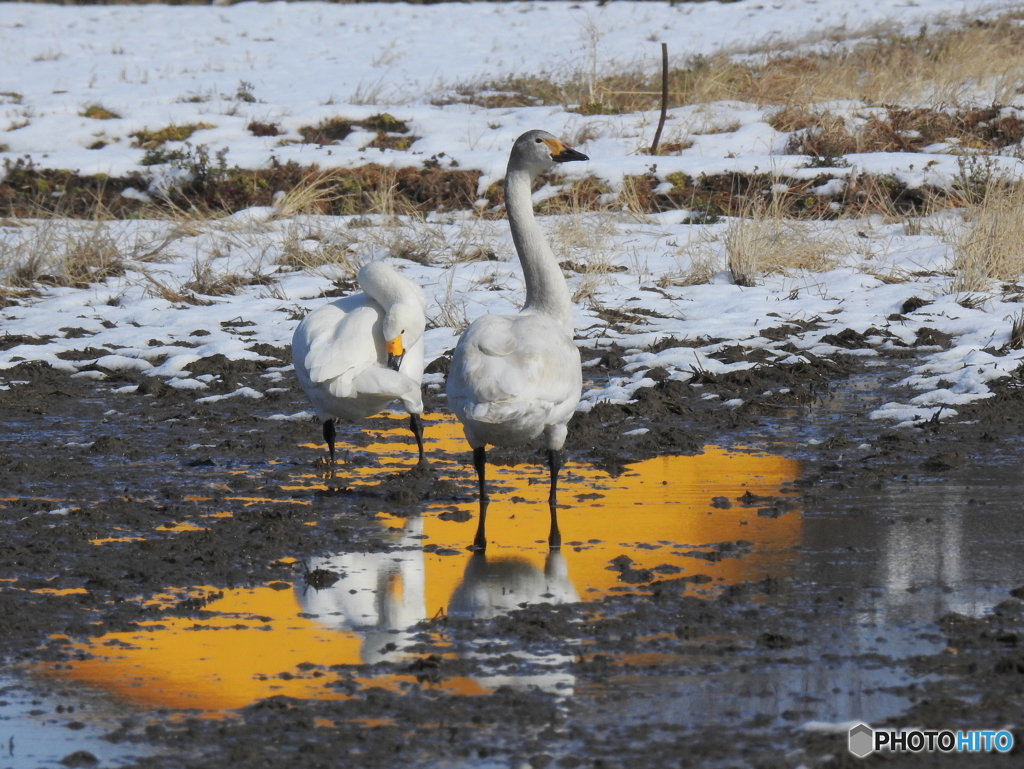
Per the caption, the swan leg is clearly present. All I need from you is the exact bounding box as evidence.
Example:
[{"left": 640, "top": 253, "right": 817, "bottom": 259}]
[
  {"left": 473, "top": 498, "right": 489, "bottom": 551},
  {"left": 473, "top": 446, "right": 489, "bottom": 502},
  {"left": 547, "top": 448, "right": 562, "bottom": 505},
  {"left": 409, "top": 414, "right": 427, "bottom": 466},
  {"left": 322, "top": 419, "right": 336, "bottom": 464},
  {"left": 548, "top": 499, "right": 561, "bottom": 550}
]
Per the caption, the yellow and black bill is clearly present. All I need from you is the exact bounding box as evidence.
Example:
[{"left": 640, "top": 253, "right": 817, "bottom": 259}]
[
  {"left": 386, "top": 336, "right": 404, "bottom": 371},
  {"left": 545, "top": 139, "right": 589, "bottom": 163}
]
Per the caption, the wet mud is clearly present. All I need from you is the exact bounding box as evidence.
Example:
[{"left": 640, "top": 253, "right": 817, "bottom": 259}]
[{"left": 2, "top": 344, "right": 1024, "bottom": 768}]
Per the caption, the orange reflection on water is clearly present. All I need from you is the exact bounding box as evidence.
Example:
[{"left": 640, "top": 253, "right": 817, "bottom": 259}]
[
  {"left": 155, "top": 521, "right": 206, "bottom": 533},
  {"left": 42, "top": 413, "right": 801, "bottom": 713},
  {"left": 44, "top": 584, "right": 488, "bottom": 711},
  {"left": 89, "top": 537, "right": 145, "bottom": 545},
  {"left": 404, "top": 415, "right": 802, "bottom": 616}
]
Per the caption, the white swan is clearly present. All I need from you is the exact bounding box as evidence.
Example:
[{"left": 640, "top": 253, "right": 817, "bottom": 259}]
[
  {"left": 292, "top": 261, "right": 427, "bottom": 466},
  {"left": 446, "top": 130, "right": 588, "bottom": 549}
]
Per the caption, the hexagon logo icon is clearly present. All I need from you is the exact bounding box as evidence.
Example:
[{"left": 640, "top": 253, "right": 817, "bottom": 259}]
[{"left": 849, "top": 722, "right": 874, "bottom": 758}]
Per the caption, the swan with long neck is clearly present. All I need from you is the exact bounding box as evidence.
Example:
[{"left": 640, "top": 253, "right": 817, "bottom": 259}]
[
  {"left": 446, "top": 129, "right": 588, "bottom": 550},
  {"left": 292, "top": 261, "right": 427, "bottom": 467}
]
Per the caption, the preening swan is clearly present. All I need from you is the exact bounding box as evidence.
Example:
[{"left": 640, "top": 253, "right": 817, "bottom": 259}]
[
  {"left": 446, "top": 129, "right": 588, "bottom": 550},
  {"left": 292, "top": 261, "right": 427, "bottom": 467}
]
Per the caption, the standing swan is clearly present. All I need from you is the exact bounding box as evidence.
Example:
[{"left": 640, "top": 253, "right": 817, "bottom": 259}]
[
  {"left": 446, "top": 130, "right": 588, "bottom": 550},
  {"left": 292, "top": 261, "right": 428, "bottom": 469}
]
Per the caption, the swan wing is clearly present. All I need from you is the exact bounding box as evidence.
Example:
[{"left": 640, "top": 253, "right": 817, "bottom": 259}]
[
  {"left": 294, "top": 301, "right": 382, "bottom": 398},
  {"left": 448, "top": 313, "right": 581, "bottom": 432}
]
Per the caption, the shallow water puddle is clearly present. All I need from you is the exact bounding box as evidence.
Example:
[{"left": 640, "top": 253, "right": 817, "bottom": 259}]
[
  {"left": 27, "top": 412, "right": 1024, "bottom": 746},
  {"left": 37, "top": 415, "right": 804, "bottom": 714},
  {"left": 295, "top": 413, "right": 804, "bottom": 601},
  {"left": 38, "top": 585, "right": 492, "bottom": 712},
  {"left": 0, "top": 672, "right": 160, "bottom": 768}
]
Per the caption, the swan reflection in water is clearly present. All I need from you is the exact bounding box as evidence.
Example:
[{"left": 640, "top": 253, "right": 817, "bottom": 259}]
[
  {"left": 296, "top": 517, "right": 426, "bottom": 665},
  {"left": 296, "top": 516, "right": 578, "bottom": 666},
  {"left": 448, "top": 550, "right": 578, "bottom": 619}
]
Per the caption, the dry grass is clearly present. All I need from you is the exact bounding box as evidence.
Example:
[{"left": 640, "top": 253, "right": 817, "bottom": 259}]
[
  {"left": 657, "top": 231, "right": 722, "bottom": 288},
  {"left": 130, "top": 123, "right": 214, "bottom": 148},
  {"left": 270, "top": 171, "right": 349, "bottom": 219},
  {"left": 182, "top": 258, "right": 272, "bottom": 298},
  {"left": 0, "top": 221, "right": 129, "bottom": 289},
  {"left": 429, "top": 264, "right": 469, "bottom": 332},
  {"left": 1007, "top": 310, "right": 1024, "bottom": 351},
  {"left": 81, "top": 104, "right": 120, "bottom": 120},
  {"left": 950, "top": 182, "right": 1024, "bottom": 293},
  {"left": 542, "top": 182, "right": 641, "bottom": 305},
  {"left": 725, "top": 198, "right": 849, "bottom": 286},
  {"left": 776, "top": 106, "right": 1024, "bottom": 158},
  {"left": 276, "top": 223, "right": 359, "bottom": 277},
  {"left": 443, "top": 12, "right": 1024, "bottom": 114}
]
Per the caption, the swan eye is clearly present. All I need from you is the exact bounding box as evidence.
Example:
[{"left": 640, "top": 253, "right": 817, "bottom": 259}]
[{"left": 534, "top": 138, "right": 543, "bottom": 143}]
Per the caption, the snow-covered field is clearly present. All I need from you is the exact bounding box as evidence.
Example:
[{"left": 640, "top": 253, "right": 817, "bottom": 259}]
[{"left": 3, "top": 0, "right": 1024, "bottom": 429}]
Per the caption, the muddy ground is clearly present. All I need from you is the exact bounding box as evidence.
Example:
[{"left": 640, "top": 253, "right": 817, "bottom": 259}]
[{"left": 2, "top": 339, "right": 1024, "bottom": 768}]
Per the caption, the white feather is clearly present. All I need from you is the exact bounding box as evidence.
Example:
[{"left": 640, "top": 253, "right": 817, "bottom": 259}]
[{"left": 291, "top": 263, "right": 425, "bottom": 424}]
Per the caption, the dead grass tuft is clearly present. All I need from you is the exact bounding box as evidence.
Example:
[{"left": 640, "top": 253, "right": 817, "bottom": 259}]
[
  {"left": 778, "top": 107, "right": 1024, "bottom": 159},
  {"left": 658, "top": 231, "right": 722, "bottom": 287},
  {"left": 1, "top": 221, "right": 127, "bottom": 289},
  {"left": 296, "top": 113, "right": 410, "bottom": 147},
  {"left": 81, "top": 104, "right": 120, "bottom": 120},
  {"left": 247, "top": 121, "right": 281, "bottom": 137},
  {"left": 950, "top": 182, "right": 1024, "bottom": 293},
  {"left": 130, "top": 123, "right": 215, "bottom": 148},
  {"left": 1007, "top": 311, "right": 1024, "bottom": 351},
  {"left": 725, "top": 198, "right": 849, "bottom": 286},
  {"left": 270, "top": 171, "right": 348, "bottom": 218},
  {"left": 275, "top": 223, "right": 359, "bottom": 276},
  {"left": 0, "top": 156, "right": 483, "bottom": 220},
  {"left": 429, "top": 265, "right": 469, "bottom": 332},
  {"left": 182, "top": 259, "right": 273, "bottom": 298}
]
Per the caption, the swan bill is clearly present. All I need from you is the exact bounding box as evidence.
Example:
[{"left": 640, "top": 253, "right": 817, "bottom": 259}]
[
  {"left": 545, "top": 140, "right": 589, "bottom": 164},
  {"left": 386, "top": 336, "right": 405, "bottom": 371}
]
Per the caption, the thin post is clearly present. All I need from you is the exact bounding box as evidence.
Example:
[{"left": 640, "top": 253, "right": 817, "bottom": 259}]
[{"left": 650, "top": 42, "right": 669, "bottom": 155}]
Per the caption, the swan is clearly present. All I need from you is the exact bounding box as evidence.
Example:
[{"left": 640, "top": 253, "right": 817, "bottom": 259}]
[
  {"left": 446, "top": 130, "right": 588, "bottom": 550},
  {"left": 291, "top": 261, "right": 427, "bottom": 467}
]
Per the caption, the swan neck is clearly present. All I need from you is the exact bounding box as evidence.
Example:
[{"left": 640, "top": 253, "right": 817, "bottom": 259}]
[
  {"left": 505, "top": 167, "right": 573, "bottom": 332},
  {"left": 358, "top": 265, "right": 425, "bottom": 314}
]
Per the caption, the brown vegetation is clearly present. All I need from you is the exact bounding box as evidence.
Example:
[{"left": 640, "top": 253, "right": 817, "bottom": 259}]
[
  {"left": 0, "top": 157, "right": 482, "bottom": 219},
  {"left": 445, "top": 13, "right": 1024, "bottom": 113},
  {"left": 777, "top": 106, "right": 1024, "bottom": 157}
]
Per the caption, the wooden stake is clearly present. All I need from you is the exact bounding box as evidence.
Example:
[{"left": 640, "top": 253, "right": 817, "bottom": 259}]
[{"left": 650, "top": 42, "right": 669, "bottom": 155}]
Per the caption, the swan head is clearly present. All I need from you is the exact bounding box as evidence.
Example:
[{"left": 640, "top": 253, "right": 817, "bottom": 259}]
[
  {"left": 383, "top": 302, "right": 424, "bottom": 372},
  {"left": 357, "top": 262, "right": 426, "bottom": 371},
  {"left": 509, "top": 130, "right": 588, "bottom": 175}
]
